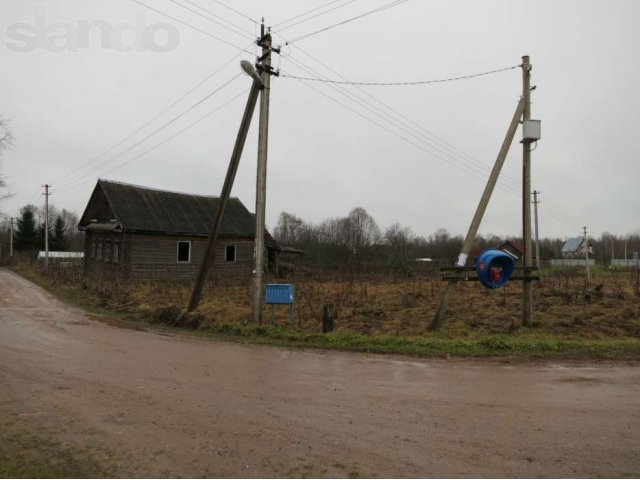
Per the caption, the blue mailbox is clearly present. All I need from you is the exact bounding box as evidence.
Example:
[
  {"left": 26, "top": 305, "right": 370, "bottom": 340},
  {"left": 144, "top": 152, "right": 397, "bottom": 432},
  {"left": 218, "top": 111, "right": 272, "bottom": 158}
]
[
  {"left": 265, "top": 284, "right": 294, "bottom": 304},
  {"left": 265, "top": 284, "right": 294, "bottom": 326},
  {"left": 476, "top": 250, "right": 516, "bottom": 289}
]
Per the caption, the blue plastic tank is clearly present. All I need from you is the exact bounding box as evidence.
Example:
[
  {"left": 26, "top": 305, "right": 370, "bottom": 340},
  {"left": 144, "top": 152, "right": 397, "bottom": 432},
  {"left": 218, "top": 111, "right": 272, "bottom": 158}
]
[{"left": 476, "top": 250, "right": 516, "bottom": 289}]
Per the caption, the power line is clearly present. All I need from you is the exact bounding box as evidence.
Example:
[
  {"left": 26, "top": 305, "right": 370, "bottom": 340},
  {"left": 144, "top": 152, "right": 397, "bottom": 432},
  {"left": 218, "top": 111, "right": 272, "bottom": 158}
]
[
  {"left": 285, "top": 56, "right": 522, "bottom": 194},
  {"left": 279, "top": 40, "right": 524, "bottom": 191},
  {"left": 286, "top": 0, "right": 409, "bottom": 44},
  {"left": 56, "top": 73, "right": 243, "bottom": 189},
  {"left": 278, "top": 0, "right": 360, "bottom": 32},
  {"left": 280, "top": 64, "right": 521, "bottom": 85},
  {"left": 273, "top": 0, "right": 344, "bottom": 28},
  {"left": 52, "top": 47, "right": 250, "bottom": 188},
  {"left": 167, "top": 0, "right": 254, "bottom": 40},
  {"left": 131, "top": 0, "right": 252, "bottom": 52},
  {"left": 207, "top": 0, "right": 257, "bottom": 25},
  {"left": 56, "top": 88, "right": 249, "bottom": 193},
  {"left": 283, "top": 54, "right": 522, "bottom": 195}
]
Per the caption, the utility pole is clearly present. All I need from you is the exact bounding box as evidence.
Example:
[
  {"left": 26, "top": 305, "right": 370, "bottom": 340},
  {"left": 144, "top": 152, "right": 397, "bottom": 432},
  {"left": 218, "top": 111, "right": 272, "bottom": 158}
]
[
  {"left": 9, "top": 217, "right": 14, "bottom": 258},
  {"left": 187, "top": 63, "right": 263, "bottom": 313},
  {"left": 583, "top": 226, "right": 591, "bottom": 283},
  {"left": 429, "top": 96, "right": 525, "bottom": 329},
  {"left": 251, "top": 21, "right": 279, "bottom": 324},
  {"left": 521, "top": 55, "right": 533, "bottom": 327},
  {"left": 610, "top": 235, "right": 614, "bottom": 262},
  {"left": 532, "top": 190, "right": 541, "bottom": 269},
  {"left": 43, "top": 184, "right": 51, "bottom": 270}
]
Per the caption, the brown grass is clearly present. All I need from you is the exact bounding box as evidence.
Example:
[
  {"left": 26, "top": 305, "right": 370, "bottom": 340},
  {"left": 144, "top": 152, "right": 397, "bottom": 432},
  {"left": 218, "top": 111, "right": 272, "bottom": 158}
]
[{"left": 14, "top": 261, "right": 640, "bottom": 340}]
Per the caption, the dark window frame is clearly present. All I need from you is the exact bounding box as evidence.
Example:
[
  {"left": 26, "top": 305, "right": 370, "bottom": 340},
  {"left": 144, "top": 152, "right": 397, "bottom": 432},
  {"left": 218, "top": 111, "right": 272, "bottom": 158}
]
[
  {"left": 177, "top": 241, "right": 191, "bottom": 263},
  {"left": 225, "top": 244, "right": 236, "bottom": 263}
]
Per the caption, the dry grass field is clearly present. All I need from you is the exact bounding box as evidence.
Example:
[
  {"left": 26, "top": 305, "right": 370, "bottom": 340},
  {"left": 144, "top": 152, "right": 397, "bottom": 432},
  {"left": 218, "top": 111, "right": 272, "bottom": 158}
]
[{"left": 19, "top": 263, "right": 640, "bottom": 341}]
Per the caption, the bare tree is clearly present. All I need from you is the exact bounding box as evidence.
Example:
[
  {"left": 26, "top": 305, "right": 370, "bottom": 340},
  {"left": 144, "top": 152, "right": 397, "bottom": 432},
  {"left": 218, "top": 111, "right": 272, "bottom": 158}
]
[
  {"left": 274, "top": 212, "right": 305, "bottom": 246},
  {"left": 346, "top": 207, "right": 381, "bottom": 253},
  {"left": 0, "top": 116, "right": 14, "bottom": 203}
]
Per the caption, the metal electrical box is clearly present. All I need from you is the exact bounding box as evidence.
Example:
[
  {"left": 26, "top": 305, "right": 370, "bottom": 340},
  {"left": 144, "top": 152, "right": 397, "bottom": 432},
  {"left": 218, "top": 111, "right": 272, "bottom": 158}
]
[
  {"left": 265, "top": 284, "right": 294, "bottom": 327},
  {"left": 265, "top": 284, "right": 294, "bottom": 305},
  {"left": 522, "top": 119, "right": 541, "bottom": 143}
]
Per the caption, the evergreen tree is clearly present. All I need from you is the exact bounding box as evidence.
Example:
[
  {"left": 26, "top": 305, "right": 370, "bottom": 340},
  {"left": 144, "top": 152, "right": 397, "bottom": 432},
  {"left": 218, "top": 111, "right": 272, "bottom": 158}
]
[
  {"left": 51, "top": 215, "right": 69, "bottom": 251},
  {"left": 36, "top": 220, "right": 53, "bottom": 251},
  {"left": 15, "top": 205, "right": 38, "bottom": 251}
]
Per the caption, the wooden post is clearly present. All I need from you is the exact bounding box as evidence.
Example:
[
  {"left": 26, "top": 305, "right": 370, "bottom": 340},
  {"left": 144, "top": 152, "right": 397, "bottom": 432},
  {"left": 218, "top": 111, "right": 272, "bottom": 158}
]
[
  {"left": 43, "top": 184, "right": 50, "bottom": 270},
  {"left": 9, "top": 217, "right": 13, "bottom": 258},
  {"left": 533, "top": 190, "right": 541, "bottom": 269},
  {"left": 522, "top": 55, "right": 533, "bottom": 327},
  {"left": 429, "top": 96, "right": 525, "bottom": 330},
  {"left": 251, "top": 28, "right": 273, "bottom": 324},
  {"left": 187, "top": 79, "right": 262, "bottom": 312}
]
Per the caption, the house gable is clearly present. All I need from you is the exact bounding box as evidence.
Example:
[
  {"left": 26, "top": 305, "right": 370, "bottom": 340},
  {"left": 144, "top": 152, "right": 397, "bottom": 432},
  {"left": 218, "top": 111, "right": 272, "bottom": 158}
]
[{"left": 78, "top": 181, "right": 118, "bottom": 229}]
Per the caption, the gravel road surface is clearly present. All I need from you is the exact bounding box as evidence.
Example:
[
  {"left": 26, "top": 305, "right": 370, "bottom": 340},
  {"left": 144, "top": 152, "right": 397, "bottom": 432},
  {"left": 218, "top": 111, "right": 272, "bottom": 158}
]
[{"left": 1, "top": 268, "right": 639, "bottom": 477}]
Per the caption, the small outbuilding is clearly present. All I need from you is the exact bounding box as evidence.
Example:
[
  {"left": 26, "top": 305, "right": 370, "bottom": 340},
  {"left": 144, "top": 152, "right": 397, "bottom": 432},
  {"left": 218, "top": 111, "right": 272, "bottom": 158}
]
[{"left": 78, "top": 179, "right": 279, "bottom": 280}]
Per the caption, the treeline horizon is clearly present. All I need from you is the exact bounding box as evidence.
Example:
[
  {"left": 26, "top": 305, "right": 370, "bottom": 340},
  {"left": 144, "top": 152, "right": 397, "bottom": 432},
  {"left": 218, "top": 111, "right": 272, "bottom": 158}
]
[{"left": 273, "top": 208, "right": 640, "bottom": 271}]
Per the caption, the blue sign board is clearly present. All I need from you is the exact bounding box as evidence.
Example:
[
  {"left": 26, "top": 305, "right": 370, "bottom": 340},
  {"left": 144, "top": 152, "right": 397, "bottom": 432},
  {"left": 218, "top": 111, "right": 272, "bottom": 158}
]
[{"left": 265, "top": 284, "right": 294, "bottom": 305}]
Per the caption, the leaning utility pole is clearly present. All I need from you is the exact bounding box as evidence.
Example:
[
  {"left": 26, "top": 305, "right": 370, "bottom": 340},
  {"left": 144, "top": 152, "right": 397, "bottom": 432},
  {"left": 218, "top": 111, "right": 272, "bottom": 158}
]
[
  {"left": 429, "top": 96, "right": 526, "bottom": 329},
  {"left": 187, "top": 63, "right": 263, "bottom": 313},
  {"left": 251, "top": 22, "right": 278, "bottom": 324},
  {"left": 521, "top": 55, "right": 533, "bottom": 327},
  {"left": 9, "top": 217, "right": 14, "bottom": 258},
  {"left": 43, "top": 184, "right": 51, "bottom": 270},
  {"left": 532, "top": 190, "right": 541, "bottom": 269}
]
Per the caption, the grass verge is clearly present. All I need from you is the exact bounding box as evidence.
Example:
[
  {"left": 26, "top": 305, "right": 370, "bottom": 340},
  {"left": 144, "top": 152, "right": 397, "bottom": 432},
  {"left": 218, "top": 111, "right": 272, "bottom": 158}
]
[
  {"left": 0, "top": 422, "right": 113, "bottom": 479},
  {"left": 10, "top": 265, "right": 640, "bottom": 360}
]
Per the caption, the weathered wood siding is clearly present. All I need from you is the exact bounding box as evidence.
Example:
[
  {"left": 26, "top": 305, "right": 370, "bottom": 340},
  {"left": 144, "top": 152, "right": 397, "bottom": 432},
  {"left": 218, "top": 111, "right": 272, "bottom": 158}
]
[
  {"left": 127, "top": 233, "right": 255, "bottom": 281},
  {"left": 83, "top": 231, "right": 130, "bottom": 278},
  {"left": 84, "top": 231, "right": 278, "bottom": 281}
]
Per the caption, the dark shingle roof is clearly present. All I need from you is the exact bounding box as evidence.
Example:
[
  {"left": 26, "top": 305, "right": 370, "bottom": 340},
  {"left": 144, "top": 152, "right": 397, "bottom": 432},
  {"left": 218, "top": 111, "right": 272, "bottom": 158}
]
[{"left": 79, "top": 180, "right": 278, "bottom": 247}]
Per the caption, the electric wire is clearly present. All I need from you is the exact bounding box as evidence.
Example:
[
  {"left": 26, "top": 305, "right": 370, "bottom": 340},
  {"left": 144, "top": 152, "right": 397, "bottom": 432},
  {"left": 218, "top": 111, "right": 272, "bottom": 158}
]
[
  {"left": 281, "top": 41, "right": 524, "bottom": 190},
  {"left": 52, "top": 46, "right": 251, "bottom": 188},
  {"left": 273, "top": 0, "right": 345, "bottom": 29},
  {"left": 280, "top": 64, "right": 521, "bottom": 85},
  {"left": 277, "top": 0, "right": 360, "bottom": 33},
  {"left": 273, "top": 0, "right": 344, "bottom": 28},
  {"left": 55, "top": 73, "right": 242, "bottom": 189},
  {"left": 283, "top": 54, "right": 522, "bottom": 195},
  {"left": 131, "top": 0, "right": 252, "bottom": 52},
  {"left": 167, "top": 0, "right": 255, "bottom": 40},
  {"left": 56, "top": 88, "right": 249, "bottom": 193},
  {"left": 207, "top": 0, "right": 257, "bottom": 25},
  {"left": 286, "top": 0, "right": 409, "bottom": 44},
  {"left": 285, "top": 56, "right": 522, "bottom": 195}
]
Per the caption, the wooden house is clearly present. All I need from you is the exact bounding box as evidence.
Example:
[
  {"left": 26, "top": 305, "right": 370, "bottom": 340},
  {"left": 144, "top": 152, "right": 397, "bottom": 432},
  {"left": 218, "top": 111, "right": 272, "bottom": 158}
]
[{"left": 78, "top": 180, "right": 279, "bottom": 280}]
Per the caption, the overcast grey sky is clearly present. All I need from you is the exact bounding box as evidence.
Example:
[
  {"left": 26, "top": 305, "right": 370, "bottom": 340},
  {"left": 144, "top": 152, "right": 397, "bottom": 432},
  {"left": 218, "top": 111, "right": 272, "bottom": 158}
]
[{"left": 1, "top": 0, "right": 638, "bottom": 239}]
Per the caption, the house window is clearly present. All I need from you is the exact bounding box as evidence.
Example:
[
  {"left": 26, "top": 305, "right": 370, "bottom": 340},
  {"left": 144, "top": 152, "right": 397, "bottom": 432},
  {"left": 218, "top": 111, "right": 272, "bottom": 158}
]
[
  {"left": 90, "top": 241, "right": 96, "bottom": 259},
  {"left": 96, "top": 241, "right": 103, "bottom": 261},
  {"left": 113, "top": 242, "right": 119, "bottom": 264},
  {"left": 225, "top": 245, "right": 236, "bottom": 263},
  {"left": 104, "top": 242, "right": 112, "bottom": 263},
  {"left": 177, "top": 241, "right": 191, "bottom": 263}
]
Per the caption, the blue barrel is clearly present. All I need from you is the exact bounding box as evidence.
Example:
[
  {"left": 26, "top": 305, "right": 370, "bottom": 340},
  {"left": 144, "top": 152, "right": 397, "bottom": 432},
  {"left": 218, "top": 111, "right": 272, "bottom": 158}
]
[{"left": 476, "top": 250, "right": 516, "bottom": 289}]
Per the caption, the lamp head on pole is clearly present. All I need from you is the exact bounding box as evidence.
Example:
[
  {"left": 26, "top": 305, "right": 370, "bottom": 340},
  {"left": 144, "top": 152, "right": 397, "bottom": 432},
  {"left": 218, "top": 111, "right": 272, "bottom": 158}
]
[{"left": 240, "top": 60, "right": 262, "bottom": 86}]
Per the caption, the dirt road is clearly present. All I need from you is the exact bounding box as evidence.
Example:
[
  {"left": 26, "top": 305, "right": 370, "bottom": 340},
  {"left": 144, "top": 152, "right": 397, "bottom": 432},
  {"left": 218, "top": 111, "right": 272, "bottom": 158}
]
[{"left": 1, "top": 268, "right": 639, "bottom": 477}]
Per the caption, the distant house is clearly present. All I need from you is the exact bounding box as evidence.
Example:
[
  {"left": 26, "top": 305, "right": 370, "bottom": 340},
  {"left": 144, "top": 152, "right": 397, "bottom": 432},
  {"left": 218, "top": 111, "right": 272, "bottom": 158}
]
[
  {"left": 499, "top": 240, "right": 524, "bottom": 262},
  {"left": 561, "top": 237, "right": 592, "bottom": 259},
  {"left": 78, "top": 180, "right": 279, "bottom": 280}
]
